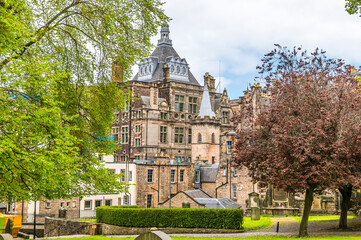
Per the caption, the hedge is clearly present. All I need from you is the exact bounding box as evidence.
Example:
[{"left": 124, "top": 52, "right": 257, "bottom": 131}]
[{"left": 96, "top": 206, "right": 243, "bottom": 229}]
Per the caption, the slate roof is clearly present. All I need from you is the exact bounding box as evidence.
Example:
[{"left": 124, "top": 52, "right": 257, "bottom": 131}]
[
  {"left": 132, "top": 27, "right": 200, "bottom": 86},
  {"left": 200, "top": 164, "right": 219, "bottom": 183},
  {"left": 184, "top": 189, "right": 211, "bottom": 199},
  {"left": 194, "top": 197, "right": 241, "bottom": 209}
]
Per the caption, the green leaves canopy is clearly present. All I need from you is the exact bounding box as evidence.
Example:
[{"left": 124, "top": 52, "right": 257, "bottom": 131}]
[{"left": 0, "top": 0, "right": 169, "bottom": 202}]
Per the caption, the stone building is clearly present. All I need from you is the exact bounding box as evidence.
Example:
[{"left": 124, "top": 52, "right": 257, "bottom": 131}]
[{"left": 110, "top": 25, "right": 259, "bottom": 209}]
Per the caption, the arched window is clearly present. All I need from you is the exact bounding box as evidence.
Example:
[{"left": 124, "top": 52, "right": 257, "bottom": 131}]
[
  {"left": 211, "top": 133, "right": 215, "bottom": 144},
  {"left": 198, "top": 133, "right": 202, "bottom": 143}
]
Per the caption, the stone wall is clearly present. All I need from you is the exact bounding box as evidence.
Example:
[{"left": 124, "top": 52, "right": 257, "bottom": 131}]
[
  {"left": 44, "top": 218, "right": 99, "bottom": 237},
  {"left": 136, "top": 163, "right": 194, "bottom": 208}
]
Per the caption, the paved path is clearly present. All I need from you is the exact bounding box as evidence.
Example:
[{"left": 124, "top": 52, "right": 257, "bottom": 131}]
[{"left": 37, "top": 217, "right": 361, "bottom": 238}]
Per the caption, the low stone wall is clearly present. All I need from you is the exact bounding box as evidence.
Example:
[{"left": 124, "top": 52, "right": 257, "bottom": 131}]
[
  {"left": 44, "top": 218, "right": 100, "bottom": 237},
  {"left": 101, "top": 224, "right": 243, "bottom": 235},
  {"left": 44, "top": 218, "right": 244, "bottom": 236}
]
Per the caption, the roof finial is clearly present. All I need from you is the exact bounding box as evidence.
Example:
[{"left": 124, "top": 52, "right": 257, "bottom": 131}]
[{"left": 157, "top": 24, "right": 172, "bottom": 46}]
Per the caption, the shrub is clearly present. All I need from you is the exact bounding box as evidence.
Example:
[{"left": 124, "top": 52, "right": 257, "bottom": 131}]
[{"left": 96, "top": 207, "right": 243, "bottom": 229}]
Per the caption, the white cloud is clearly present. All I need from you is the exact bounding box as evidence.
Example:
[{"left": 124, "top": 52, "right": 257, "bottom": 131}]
[{"left": 135, "top": 0, "right": 361, "bottom": 99}]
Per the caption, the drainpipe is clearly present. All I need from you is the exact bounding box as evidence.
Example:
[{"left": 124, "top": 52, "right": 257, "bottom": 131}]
[{"left": 216, "top": 158, "right": 229, "bottom": 198}]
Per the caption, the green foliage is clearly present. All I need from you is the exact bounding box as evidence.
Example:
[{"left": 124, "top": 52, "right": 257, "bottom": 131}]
[
  {"left": 242, "top": 216, "right": 272, "bottom": 230},
  {"left": 96, "top": 206, "right": 243, "bottom": 229},
  {"left": 345, "top": 0, "right": 361, "bottom": 16},
  {"left": 0, "top": 0, "right": 169, "bottom": 202}
]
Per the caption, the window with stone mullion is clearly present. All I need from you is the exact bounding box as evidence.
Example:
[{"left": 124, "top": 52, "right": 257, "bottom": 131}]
[
  {"left": 188, "top": 97, "right": 197, "bottom": 113},
  {"left": 160, "top": 126, "right": 167, "bottom": 143},
  {"left": 175, "top": 95, "right": 184, "bottom": 112},
  {"left": 175, "top": 127, "right": 184, "bottom": 144}
]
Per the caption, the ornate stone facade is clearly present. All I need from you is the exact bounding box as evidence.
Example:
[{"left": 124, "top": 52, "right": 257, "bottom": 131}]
[{"left": 111, "top": 25, "right": 265, "bottom": 209}]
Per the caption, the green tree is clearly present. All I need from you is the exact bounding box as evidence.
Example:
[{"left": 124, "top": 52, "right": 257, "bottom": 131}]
[
  {"left": 345, "top": 0, "right": 361, "bottom": 16},
  {"left": 0, "top": 0, "right": 169, "bottom": 202}
]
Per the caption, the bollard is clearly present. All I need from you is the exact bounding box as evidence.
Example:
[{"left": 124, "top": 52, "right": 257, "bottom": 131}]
[{"left": 276, "top": 221, "right": 279, "bottom": 232}]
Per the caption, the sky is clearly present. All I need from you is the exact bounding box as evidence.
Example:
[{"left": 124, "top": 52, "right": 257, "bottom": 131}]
[{"left": 134, "top": 0, "right": 361, "bottom": 99}]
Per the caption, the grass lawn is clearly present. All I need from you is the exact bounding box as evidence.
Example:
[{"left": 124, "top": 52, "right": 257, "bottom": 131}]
[
  {"left": 42, "top": 236, "right": 361, "bottom": 240},
  {"left": 242, "top": 216, "right": 272, "bottom": 230},
  {"left": 172, "top": 237, "right": 361, "bottom": 240},
  {"left": 292, "top": 215, "right": 356, "bottom": 222},
  {"left": 79, "top": 219, "right": 97, "bottom": 222}
]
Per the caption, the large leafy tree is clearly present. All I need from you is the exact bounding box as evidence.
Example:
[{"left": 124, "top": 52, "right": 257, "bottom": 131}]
[
  {"left": 0, "top": 0, "right": 169, "bottom": 202},
  {"left": 233, "top": 45, "right": 361, "bottom": 237}
]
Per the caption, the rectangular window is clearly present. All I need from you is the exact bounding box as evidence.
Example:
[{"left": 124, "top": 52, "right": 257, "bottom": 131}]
[
  {"left": 95, "top": 200, "right": 102, "bottom": 208},
  {"left": 72, "top": 201, "right": 76, "bottom": 208},
  {"left": 67, "top": 202, "right": 70, "bottom": 208},
  {"left": 161, "top": 112, "right": 168, "bottom": 120},
  {"left": 135, "top": 138, "right": 141, "bottom": 147},
  {"left": 135, "top": 125, "right": 141, "bottom": 133},
  {"left": 129, "top": 171, "right": 133, "bottom": 181},
  {"left": 124, "top": 195, "right": 129, "bottom": 205},
  {"left": 227, "top": 141, "right": 232, "bottom": 154},
  {"left": 222, "top": 111, "right": 229, "bottom": 124},
  {"left": 175, "top": 127, "right": 184, "bottom": 144},
  {"left": 188, "top": 129, "right": 192, "bottom": 144},
  {"left": 45, "top": 202, "right": 50, "bottom": 209},
  {"left": 233, "top": 184, "right": 237, "bottom": 198},
  {"left": 147, "top": 194, "right": 152, "bottom": 208},
  {"left": 105, "top": 199, "right": 112, "bottom": 206},
  {"left": 114, "top": 155, "right": 119, "bottom": 162},
  {"left": 121, "top": 169, "right": 125, "bottom": 182},
  {"left": 84, "top": 200, "right": 92, "bottom": 209},
  {"left": 134, "top": 155, "right": 140, "bottom": 160},
  {"left": 148, "top": 169, "right": 153, "bottom": 183},
  {"left": 108, "top": 169, "right": 116, "bottom": 174},
  {"left": 112, "top": 127, "right": 119, "bottom": 142},
  {"left": 233, "top": 168, "right": 238, "bottom": 177},
  {"left": 195, "top": 170, "right": 201, "bottom": 183},
  {"left": 160, "top": 126, "right": 167, "bottom": 143},
  {"left": 222, "top": 167, "right": 227, "bottom": 176},
  {"left": 121, "top": 126, "right": 129, "bottom": 143},
  {"left": 60, "top": 202, "right": 64, "bottom": 208},
  {"left": 188, "top": 97, "right": 197, "bottom": 113},
  {"left": 120, "top": 156, "right": 127, "bottom": 162},
  {"left": 175, "top": 95, "right": 184, "bottom": 112},
  {"left": 180, "top": 169, "right": 185, "bottom": 182},
  {"left": 136, "top": 111, "right": 141, "bottom": 119},
  {"left": 170, "top": 169, "right": 175, "bottom": 183}
]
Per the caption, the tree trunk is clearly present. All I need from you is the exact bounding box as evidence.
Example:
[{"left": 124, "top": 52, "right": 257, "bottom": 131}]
[
  {"left": 339, "top": 184, "right": 353, "bottom": 229},
  {"left": 299, "top": 187, "right": 314, "bottom": 237}
]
